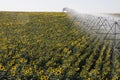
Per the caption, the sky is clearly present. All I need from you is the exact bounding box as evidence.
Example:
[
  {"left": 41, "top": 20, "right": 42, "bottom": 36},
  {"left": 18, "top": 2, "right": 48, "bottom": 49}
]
[{"left": 0, "top": 0, "right": 120, "bottom": 13}]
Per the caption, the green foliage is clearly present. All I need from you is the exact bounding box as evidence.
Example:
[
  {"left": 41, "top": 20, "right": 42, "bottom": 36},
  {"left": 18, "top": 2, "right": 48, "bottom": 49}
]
[{"left": 0, "top": 12, "right": 119, "bottom": 80}]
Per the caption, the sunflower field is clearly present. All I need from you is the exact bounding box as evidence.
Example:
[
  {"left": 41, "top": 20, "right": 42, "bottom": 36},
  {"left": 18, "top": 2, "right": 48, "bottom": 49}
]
[{"left": 0, "top": 12, "right": 120, "bottom": 80}]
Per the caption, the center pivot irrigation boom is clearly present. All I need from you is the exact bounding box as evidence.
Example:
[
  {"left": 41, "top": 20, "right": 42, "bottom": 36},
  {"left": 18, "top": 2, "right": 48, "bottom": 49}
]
[{"left": 63, "top": 8, "right": 120, "bottom": 79}]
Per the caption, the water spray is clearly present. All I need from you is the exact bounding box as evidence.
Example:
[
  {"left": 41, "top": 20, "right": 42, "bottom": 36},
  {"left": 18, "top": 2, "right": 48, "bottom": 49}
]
[{"left": 63, "top": 7, "right": 120, "bottom": 79}]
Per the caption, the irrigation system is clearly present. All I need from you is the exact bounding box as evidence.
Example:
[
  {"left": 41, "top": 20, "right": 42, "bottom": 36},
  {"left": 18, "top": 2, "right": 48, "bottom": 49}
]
[{"left": 63, "top": 8, "right": 120, "bottom": 79}]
